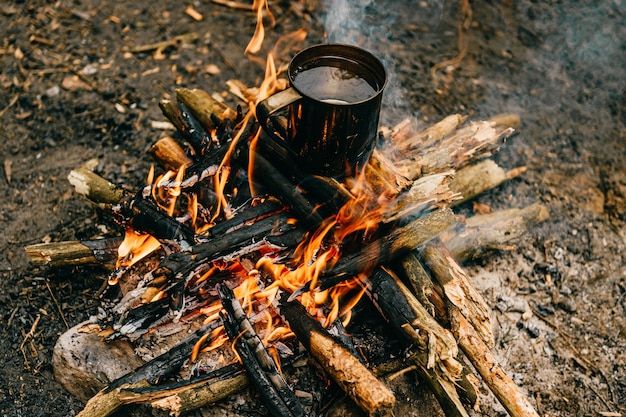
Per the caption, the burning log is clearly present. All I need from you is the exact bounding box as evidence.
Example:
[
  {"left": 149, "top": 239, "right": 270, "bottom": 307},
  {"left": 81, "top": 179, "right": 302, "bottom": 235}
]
[
  {"left": 218, "top": 284, "right": 307, "bottom": 417},
  {"left": 278, "top": 291, "right": 396, "bottom": 417},
  {"left": 25, "top": 237, "right": 122, "bottom": 268},
  {"left": 313, "top": 207, "right": 457, "bottom": 293},
  {"left": 67, "top": 167, "right": 196, "bottom": 246}
]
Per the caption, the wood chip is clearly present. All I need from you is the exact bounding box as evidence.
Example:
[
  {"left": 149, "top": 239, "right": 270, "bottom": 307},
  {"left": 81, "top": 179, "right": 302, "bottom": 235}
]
[
  {"left": 185, "top": 4, "right": 204, "bottom": 21},
  {"left": 4, "top": 159, "right": 12, "bottom": 183},
  {"left": 61, "top": 75, "right": 93, "bottom": 92}
]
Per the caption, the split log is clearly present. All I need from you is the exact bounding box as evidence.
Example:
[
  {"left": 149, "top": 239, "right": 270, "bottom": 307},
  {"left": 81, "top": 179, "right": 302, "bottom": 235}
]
[
  {"left": 218, "top": 284, "right": 307, "bottom": 417},
  {"left": 278, "top": 291, "right": 396, "bottom": 417},
  {"left": 448, "top": 159, "right": 527, "bottom": 206},
  {"left": 387, "top": 114, "right": 517, "bottom": 180},
  {"left": 421, "top": 239, "right": 494, "bottom": 347},
  {"left": 366, "top": 267, "right": 475, "bottom": 417},
  {"left": 442, "top": 202, "right": 550, "bottom": 262},
  {"left": 450, "top": 308, "right": 540, "bottom": 417},
  {"left": 417, "top": 244, "right": 540, "bottom": 417},
  {"left": 25, "top": 237, "right": 122, "bottom": 267}
]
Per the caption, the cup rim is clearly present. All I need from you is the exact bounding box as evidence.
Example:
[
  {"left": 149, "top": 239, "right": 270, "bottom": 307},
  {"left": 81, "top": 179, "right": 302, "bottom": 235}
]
[{"left": 288, "top": 43, "right": 387, "bottom": 106}]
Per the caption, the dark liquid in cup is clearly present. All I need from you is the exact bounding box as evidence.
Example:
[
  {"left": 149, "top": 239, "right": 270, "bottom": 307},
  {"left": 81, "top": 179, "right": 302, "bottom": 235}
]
[{"left": 293, "top": 65, "right": 378, "bottom": 104}]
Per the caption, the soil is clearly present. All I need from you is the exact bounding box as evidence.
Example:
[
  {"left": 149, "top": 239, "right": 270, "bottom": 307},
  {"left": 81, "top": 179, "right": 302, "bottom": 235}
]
[{"left": 1, "top": 0, "right": 625, "bottom": 416}]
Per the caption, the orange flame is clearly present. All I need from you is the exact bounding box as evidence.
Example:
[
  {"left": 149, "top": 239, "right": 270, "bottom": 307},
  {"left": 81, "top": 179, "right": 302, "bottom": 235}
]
[
  {"left": 116, "top": 229, "right": 161, "bottom": 269},
  {"left": 245, "top": 0, "right": 275, "bottom": 55}
]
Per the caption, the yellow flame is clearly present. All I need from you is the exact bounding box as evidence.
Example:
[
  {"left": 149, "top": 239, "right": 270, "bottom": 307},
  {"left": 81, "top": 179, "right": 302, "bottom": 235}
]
[
  {"left": 116, "top": 229, "right": 161, "bottom": 269},
  {"left": 245, "top": 0, "right": 275, "bottom": 55}
]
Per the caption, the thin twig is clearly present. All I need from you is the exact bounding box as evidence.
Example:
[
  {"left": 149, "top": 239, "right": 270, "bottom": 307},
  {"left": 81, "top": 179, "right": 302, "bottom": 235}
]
[
  {"left": 0, "top": 94, "right": 19, "bottom": 118},
  {"left": 46, "top": 279, "right": 69, "bottom": 329}
]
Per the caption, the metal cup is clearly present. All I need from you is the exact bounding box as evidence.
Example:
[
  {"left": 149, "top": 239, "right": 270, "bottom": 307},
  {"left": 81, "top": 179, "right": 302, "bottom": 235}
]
[{"left": 256, "top": 43, "right": 387, "bottom": 178}]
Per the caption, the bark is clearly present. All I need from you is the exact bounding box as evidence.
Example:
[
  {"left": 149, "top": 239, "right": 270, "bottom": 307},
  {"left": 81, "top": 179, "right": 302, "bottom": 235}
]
[
  {"left": 25, "top": 237, "right": 122, "bottom": 267},
  {"left": 279, "top": 291, "right": 396, "bottom": 417},
  {"left": 442, "top": 202, "right": 550, "bottom": 262},
  {"left": 421, "top": 239, "right": 494, "bottom": 348}
]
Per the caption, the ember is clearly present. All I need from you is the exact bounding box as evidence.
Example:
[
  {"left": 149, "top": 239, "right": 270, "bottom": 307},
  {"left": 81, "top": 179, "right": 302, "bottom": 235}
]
[{"left": 23, "top": 5, "right": 551, "bottom": 417}]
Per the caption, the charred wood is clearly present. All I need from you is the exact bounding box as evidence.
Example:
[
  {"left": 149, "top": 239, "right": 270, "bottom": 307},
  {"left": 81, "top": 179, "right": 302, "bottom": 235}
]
[
  {"left": 218, "top": 284, "right": 307, "bottom": 417},
  {"left": 311, "top": 207, "right": 457, "bottom": 294},
  {"left": 76, "top": 323, "right": 218, "bottom": 417},
  {"left": 367, "top": 267, "right": 474, "bottom": 417}
]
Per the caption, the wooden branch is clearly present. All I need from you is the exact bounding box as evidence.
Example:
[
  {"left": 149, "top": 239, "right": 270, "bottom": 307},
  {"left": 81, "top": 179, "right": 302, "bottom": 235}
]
[
  {"left": 450, "top": 308, "right": 540, "bottom": 417},
  {"left": 442, "top": 202, "right": 549, "bottom": 262},
  {"left": 67, "top": 167, "right": 125, "bottom": 206},
  {"left": 120, "top": 365, "right": 249, "bottom": 416},
  {"left": 233, "top": 146, "right": 325, "bottom": 228},
  {"left": 366, "top": 267, "right": 473, "bottom": 417},
  {"left": 278, "top": 291, "right": 396, "bottom": 417},
  {"left": 314, "top": 207, "right": 457, "bottom": 292},
  {"left": 25, "top": 237, "right": 122, "bottom": 267},
  {"left": 150, "top": 136, "right": 193, "bottom": 171},
  {"left": 218, "top": 284, "right": 306, "bottom": 417},
  {"left": 449, "top": 159, "right": 527, "bottom": 206},
  {"left": 421, "top": 239, "right": 494, "bottom": 348},
  {"left": 175, "top": 88, "right": 237, "bottom": 131}
]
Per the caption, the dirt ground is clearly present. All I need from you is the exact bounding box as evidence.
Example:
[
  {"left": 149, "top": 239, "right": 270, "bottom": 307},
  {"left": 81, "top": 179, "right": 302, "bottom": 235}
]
[{"left": 1, "top": 0, "right": 625, "bottom": 416}]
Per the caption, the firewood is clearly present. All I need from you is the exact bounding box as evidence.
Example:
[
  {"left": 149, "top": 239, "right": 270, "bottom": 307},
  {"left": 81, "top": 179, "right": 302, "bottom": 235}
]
[
  {"left": 67, "top": 167, "right": 196, "bottom": 246},
  {"left": 150, "top": 136, "right": 193, "bottom": 171},
  {"left": 234, "top": 146, "right": 325, "bottom": 228},
  {"left": 25, "top": 237, "right": 122, "bottom": 267},
  {"left": 448, "top": 159, "right": 527, "bottom": 206},
  {"left": 175, "top": 88, "right": 237, "bottom": 131},
  {"left": 75, "top": 323, "right": 217, "bottom": 417},
  {"left": 67, "top": 166, "right": 125, "bottom": 207},
  {"left": 450, "top": 309, "right": 540, "bottom": 417},
  {"left": 118, "top": 364, "right": 249, "bottom": 416},
  {"left": 387, "top": 114, "right": 516, "bottom": 180},
  {"left": 218, "top": 284, "right": 307, "bottom": 417},
  {"left": 367, "top": 267, "right": 473, "bottom": 417},
  {"left": 278, "top": 291, "right": 396, "bottom": 417},
  {"left": 313, "top": 207, "right": 457, "bottom": 293},
  {"left": 421, "top": 239, "right": 494, "bottom": 348},
  {"left": 442, "top": 202, "right": 549, "bottom": 262},
  {"left": 177, "top": 101, "right": 215, "bottom": 155}
]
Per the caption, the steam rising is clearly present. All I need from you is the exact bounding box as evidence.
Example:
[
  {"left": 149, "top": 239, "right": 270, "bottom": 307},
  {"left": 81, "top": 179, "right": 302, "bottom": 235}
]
[{"left": 322, "top": 0, "right": 405, "bottom": 123}]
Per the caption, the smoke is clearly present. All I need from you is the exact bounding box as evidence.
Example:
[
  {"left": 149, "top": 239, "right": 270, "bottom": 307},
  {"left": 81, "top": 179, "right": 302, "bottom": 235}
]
[{"left": 322, "top": 0, "right": 405, "bottom": 123}]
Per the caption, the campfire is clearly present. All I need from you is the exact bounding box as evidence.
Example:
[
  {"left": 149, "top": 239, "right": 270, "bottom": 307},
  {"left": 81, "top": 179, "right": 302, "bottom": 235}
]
[{"left": 25, "top": 7, "right": 548, "bottom": 417}]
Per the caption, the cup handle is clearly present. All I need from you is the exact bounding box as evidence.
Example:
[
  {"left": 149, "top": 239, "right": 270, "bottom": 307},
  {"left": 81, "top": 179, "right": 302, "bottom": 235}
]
[{"left": 255, "top": 87, "right": 302, "bottom": 140}]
